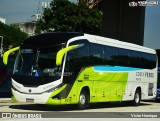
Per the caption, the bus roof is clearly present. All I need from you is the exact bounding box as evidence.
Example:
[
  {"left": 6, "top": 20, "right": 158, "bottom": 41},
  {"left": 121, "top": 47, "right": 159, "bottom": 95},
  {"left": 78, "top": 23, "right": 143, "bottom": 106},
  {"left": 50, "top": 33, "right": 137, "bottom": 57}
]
[
  {"left": 84, "top": 34, "right": 156, "bottom": 54},
  {"left": 21, "top": 32, "right": 155, "bottom": 54},
  {"left": 21, "top": 32, "right": 84, "bottom": 48}
]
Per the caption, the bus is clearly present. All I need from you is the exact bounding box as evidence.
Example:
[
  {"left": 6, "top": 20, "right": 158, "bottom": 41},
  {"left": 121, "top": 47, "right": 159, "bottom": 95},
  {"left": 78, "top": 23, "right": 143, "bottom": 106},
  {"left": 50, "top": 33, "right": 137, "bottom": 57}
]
[
  {"left": 3, "top": 32, "right": 157, "bottom": 109},
  {"left": 156, "top": 50, "right": 160, "bottom": 101},
  {"left": 156, "top": 67, "right": 160, "bottom": 101}
]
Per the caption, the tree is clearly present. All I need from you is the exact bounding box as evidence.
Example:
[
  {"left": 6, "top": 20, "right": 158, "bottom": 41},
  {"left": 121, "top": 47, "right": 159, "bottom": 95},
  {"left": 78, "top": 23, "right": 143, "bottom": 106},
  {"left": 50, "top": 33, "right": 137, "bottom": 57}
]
[
  {"left": 35, "top": 0, "right": 102, "bottom": 35},
  {"left": 0, "top": 22, "right": 28, "bottom": 51}
]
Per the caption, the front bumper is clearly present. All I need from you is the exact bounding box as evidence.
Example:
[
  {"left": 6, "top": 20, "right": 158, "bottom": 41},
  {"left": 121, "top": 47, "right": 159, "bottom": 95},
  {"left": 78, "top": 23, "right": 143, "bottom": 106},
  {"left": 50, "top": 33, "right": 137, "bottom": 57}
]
[
  {"left": 12, "top": 88, "right": 51, "bottom": 104},
  {"left": 12, "top": 84, "right": 68, "bottom": 105}
]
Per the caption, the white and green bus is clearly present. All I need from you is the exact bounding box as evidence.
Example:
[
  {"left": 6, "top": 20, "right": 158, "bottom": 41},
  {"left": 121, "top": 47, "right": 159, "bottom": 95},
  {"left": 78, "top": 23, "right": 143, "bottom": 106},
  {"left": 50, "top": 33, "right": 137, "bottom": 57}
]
[{"left": 3, "top": 32, "right": 157, "bottom": 109}]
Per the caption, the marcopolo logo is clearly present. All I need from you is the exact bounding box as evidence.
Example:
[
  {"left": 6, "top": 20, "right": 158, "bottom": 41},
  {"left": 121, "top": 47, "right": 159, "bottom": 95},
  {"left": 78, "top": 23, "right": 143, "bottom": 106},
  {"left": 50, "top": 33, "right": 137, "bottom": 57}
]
[{"left": 28, "top": 89, "right": 32, "bottom": 93}]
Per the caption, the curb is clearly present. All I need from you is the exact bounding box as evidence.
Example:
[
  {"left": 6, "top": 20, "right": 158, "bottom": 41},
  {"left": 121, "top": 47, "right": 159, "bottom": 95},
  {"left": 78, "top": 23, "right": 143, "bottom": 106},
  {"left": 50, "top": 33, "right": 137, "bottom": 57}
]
[{"left": 0, "top": 98, "right": 11, "bottom": 103}]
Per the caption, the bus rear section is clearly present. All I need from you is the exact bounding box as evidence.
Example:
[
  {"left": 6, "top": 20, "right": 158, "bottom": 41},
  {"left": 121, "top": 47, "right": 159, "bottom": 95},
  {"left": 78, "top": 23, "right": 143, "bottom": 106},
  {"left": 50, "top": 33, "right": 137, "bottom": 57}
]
[{"left": 156, "top": 70, "right": 160, "bottom": 101}]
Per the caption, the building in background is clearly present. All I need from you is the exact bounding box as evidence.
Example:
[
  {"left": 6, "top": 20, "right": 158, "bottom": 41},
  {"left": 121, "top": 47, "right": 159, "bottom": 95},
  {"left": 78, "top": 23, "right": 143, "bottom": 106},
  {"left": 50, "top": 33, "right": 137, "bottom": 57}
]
[
  {"left": 0, "top": 17, "right": 5, "bottom": 57},
  {"left": 11, "top": 14, "right": 42, "bottom": 36},
  {"left": 0, "top": 17, "right": 6, "bottom": 24},
  {"left": 11, "top": 21, "right": 36, "bottom": 36},
  {"left": 78, "top": 0, "right": 145, "bottom": 46},
  {"left": 11, "top": 9, "right": 43, "bottom": 36},
  {"left": 11, "top": 1, "right": 50, "bottom": 36},
  {"left": 31, "top": 14, "right": 42, "bottom": 22}
]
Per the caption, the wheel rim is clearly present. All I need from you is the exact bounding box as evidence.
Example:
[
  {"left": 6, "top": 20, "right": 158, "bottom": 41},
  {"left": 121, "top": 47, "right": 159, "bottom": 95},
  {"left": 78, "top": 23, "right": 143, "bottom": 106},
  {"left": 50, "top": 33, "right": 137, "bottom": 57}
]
[
  {"left": 79, "top": 93, "right": 86, "bottom": 105},
  {"left": 135, "top": 93, "right": 140, "bottom": 104}
]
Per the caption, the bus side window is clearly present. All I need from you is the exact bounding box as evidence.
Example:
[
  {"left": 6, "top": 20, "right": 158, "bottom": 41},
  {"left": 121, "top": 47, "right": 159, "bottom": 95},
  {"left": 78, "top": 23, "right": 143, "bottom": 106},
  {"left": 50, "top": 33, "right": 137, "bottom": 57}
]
[
  {"left": 130, "top": 51, "right": 141, "bottom": 68},
  {"left": 90, "top": 43, "right": 105, "bottom": 65},
  {"left": 106, "top": 46, "right": 118, "bottom": 66},
  {"left": 65, "top": 51, "right": 74, "bottom": 72},
  {"left": 117, "top": 48, "right": 130, "bottom": 67},
  {"left": 150, "top": 54, "right": 156, "bottom": 69},
  {"left": 141, "top": 52, "right": 151, "bottom": 69},
  {"left": 65, "top": 40, "right": 90, "bottom": 81}
]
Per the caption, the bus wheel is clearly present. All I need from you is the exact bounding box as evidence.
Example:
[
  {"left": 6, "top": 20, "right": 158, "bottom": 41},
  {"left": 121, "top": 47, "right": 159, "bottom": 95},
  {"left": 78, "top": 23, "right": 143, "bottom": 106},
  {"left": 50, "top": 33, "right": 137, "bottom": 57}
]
[
  {"left": 78, "top": 90, "right": 89, "bottom": 110},
  {"left": 133, "top": 90, "right": 141, "bottom": 106},
  {"left": 155, "top": 98, "right": 160, "bottom": 102}
]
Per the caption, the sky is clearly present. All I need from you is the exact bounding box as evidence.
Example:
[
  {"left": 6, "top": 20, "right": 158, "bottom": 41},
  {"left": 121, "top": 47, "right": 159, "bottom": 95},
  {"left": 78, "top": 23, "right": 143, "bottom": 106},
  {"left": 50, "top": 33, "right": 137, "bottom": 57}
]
[
  {"left": 144, "top": 1, "right": 160, "bottom": 49},
  {"left": 0, "top": 0, "right": 160, "bottom": 49}
]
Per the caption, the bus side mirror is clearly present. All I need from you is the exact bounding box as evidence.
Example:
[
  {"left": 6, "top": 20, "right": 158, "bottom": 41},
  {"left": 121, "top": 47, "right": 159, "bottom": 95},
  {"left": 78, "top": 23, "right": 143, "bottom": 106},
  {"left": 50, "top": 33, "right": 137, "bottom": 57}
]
[
  {"left": 3, "top": 47, "right": 20, "bottom": 65},
  {"left": 56, "top": 45, "right": 79, "bottom": 66}
]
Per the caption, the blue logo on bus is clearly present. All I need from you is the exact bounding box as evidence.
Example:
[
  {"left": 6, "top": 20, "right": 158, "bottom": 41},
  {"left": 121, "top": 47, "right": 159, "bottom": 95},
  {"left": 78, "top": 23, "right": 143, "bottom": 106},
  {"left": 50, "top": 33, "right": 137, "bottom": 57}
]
[{"left": 35, "top": 72, "right": 40, "bottom": 77}]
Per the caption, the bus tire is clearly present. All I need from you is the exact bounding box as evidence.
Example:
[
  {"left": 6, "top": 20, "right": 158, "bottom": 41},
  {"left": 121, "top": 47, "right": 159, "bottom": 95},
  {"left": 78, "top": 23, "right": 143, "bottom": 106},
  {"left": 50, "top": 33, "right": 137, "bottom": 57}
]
[
  {"left": 133, "top": 90, "right": 141, "bottom": 106},
  {"left": 155, "top": 98, "right": 160, "bottom": 102},
  {"left": 77, "top": 90, "right": 89, "bottom": 110}
]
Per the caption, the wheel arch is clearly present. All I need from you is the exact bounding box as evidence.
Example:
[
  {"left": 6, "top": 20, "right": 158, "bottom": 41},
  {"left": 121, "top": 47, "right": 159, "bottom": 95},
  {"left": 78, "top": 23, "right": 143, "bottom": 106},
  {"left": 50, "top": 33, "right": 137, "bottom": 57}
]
[
  {"left": 135, "top": 86, "right": 142, "bottom": 97},
  {"left": 77, "top": 86, "right": 90, "bottom": 110},
  {"left": 79, "top": 86, "right": 90, "bottom": 101}
]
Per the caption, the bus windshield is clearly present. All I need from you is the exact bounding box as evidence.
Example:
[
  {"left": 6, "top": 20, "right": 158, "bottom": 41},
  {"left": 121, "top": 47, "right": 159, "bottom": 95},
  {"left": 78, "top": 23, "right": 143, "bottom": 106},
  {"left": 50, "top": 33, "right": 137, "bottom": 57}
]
[{"left": 13, "top": 44, "right": 63, "bottom": 86}]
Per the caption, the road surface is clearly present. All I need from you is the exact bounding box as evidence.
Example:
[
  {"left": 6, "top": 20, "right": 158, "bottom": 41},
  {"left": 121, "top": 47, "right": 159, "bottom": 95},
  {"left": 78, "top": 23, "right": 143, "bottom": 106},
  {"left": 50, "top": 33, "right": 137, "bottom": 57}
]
[{"left": 0, "top": 99, "right": 160, "bottom": 120}]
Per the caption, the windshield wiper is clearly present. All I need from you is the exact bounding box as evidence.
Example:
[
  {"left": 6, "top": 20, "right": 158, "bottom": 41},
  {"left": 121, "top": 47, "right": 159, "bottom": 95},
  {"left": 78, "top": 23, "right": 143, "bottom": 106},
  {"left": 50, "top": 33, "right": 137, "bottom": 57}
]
[{"left": 31, "top": 50, "right": 40, "bottom": 76}]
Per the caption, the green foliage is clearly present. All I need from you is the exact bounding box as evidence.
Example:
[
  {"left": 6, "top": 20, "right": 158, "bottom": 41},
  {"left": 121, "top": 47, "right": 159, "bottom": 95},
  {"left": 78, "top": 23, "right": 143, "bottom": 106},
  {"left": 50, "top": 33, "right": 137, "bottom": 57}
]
[
  {"left": 0, "top": 22, "right": 28, "bottom": 50},
  {"left": 35, "top": 0, "right": 102, "bottom": 35}
]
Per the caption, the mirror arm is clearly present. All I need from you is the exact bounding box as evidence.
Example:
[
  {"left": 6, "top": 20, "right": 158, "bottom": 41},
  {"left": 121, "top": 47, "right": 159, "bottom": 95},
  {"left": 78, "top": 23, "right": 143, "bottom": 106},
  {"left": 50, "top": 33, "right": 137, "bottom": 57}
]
[
  {"left": 3, "top": 47, "right": 20, "bottom": 65},
  {"left": 56, "top": 45, "right": 79, "bottom": 65}
]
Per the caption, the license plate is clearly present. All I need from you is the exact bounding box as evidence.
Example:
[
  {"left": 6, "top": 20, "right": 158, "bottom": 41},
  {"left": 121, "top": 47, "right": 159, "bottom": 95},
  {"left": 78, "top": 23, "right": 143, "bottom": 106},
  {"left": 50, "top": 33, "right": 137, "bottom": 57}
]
[{"left": 26, "top": 98, "right": 34, "bottom": 103}]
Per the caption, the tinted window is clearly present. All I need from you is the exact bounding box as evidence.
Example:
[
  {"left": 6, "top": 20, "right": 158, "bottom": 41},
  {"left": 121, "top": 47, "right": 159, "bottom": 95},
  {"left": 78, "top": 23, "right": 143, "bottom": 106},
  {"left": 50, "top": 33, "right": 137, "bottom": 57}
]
[
  {"left": 150, "top": 54, "right": 156, "bottom": 69},
  {"left": 65, "top": 40, "right": 90, "bottom": 80},
  {"left": 106, "top": 46, "right": 118, "bottom": 66},
  {"left": 117, "top": 48, "right": 130, "bottom": 67},
  {"left": 90, "top": 44, "right": 105, "bottom": 65},
  {"left": 141, "top": 52, "right": 150, "bottom": 69},
  {"left": 130, "top": 51, "right": 141, "bottom": 68}
]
